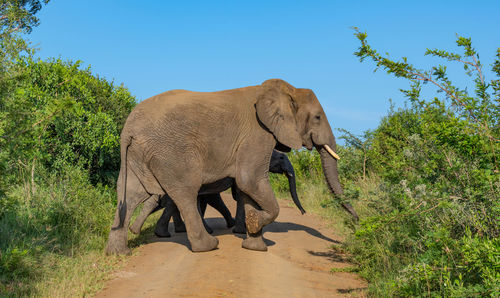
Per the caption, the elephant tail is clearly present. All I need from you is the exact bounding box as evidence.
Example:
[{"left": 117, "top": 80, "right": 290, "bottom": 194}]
[{"left": 112, "top": 134, "right": 133, "bottom": 230}]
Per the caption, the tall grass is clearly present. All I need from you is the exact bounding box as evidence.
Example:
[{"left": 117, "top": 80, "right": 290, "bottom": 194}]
[
  {"left": 0, "top": 166, "right": 112, "bottom": 296},
  {"left": 0, "top": 164, "right": 164, "bottom": 296}
]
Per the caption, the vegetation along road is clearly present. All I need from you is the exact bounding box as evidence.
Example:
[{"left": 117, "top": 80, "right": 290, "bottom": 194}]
[{"left": 1, "top": 2, "right": 498, "bottom": 297}]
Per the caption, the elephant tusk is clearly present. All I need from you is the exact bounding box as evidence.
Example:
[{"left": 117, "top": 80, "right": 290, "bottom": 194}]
[{"left": 324, "top": 145, "right": 340, "bottom": 160}]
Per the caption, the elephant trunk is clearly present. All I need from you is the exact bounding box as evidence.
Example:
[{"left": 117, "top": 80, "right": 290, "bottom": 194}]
[
  {"left": 285, "top": 167, "right": 306, "bottom": 215},
  {"left": 318, "top": 146, "right": 359, "bottom": 220},
  {"left": 318, "top": 146, "right": 343, "bottom": 195}
]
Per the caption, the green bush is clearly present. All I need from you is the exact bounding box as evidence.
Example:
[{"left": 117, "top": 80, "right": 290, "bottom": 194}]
[
  {"left": 0, "top": 54, "right": 135, "bottom": 295},
  {"left": 333, "top": 31, "right": 500, "bottom": 296},
  {"left": 345, "top": 107, "right": 499, "bottom": 296},
  {"left": 277, "top": 33, "right": 500, "bottom": 297},
  {"left": 0, "top": 57, "right": 135, "bottom": 187}
]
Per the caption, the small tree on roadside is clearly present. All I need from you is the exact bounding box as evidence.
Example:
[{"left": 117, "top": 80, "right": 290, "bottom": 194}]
[{"left": 338, "top": 128, "right": 373, "bottom": 181}]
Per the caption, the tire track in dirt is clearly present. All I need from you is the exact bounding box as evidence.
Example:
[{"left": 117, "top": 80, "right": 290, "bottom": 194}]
[{"left": 96, "top": 194, "right": 366, "bottom": 297}]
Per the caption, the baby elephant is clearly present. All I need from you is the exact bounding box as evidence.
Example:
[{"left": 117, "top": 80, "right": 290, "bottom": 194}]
[
  {"left": 129, "top": 150, "right": 304, "bottom": 237},
  {"left": 153, "top": 192, "right": 236, "bottom": 237}
]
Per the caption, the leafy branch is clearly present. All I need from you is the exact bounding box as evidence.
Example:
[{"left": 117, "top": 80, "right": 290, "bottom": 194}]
[
  {"left": 0, "top": 0, "right": 49, "bottom": 37},
  {"left": 352, "top": 27, "right": 498, "bottom": 145}
]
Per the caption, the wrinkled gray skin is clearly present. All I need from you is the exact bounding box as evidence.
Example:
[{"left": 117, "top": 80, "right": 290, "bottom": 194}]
[
  {"left": 129, "top": 150, "right": 304, "bottom": 237},
  {"left": 106, "top": 79, "right": 356, "bottom": 255}
]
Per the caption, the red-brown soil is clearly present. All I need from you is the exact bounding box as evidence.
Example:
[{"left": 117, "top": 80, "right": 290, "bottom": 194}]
[{"left": 95, "top": 194, "right": 366, "bottom": 297}]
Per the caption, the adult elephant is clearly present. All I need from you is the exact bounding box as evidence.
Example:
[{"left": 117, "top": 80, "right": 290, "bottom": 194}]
[
  {"left": 129, "top": 150, "right": 305, "bottom": 237},
  {"left": 105, "top": 79, "right": 354, "bottom": 255}
]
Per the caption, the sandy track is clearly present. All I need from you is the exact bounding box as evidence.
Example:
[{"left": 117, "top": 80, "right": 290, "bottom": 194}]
[{"left": 95, "top": 194, "right": 366, "bottom": 297}]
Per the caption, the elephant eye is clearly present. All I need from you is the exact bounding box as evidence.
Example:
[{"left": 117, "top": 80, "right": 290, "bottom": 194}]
[{"left": 315, "top": 115, "right": 321, "bottom": 121}]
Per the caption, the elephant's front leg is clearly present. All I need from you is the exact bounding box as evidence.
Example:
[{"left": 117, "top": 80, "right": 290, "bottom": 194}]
[
  {"left": 204, "top": 194, "right": 235, "bottom": 229},
  {"left": 231, "top": 187, "right": 246, "bottom": 234},
  {"left": 240, "top": 193, "right": 266, "bottom": 251},
  {"left": 238, "top": 178, "right": 279, "bottom": 251},
  {"left": 197, "top": 196, "right": 214, "bottom": 234},
  {"left": 169, "top": 189, "right": 219, "bottom": 252}
]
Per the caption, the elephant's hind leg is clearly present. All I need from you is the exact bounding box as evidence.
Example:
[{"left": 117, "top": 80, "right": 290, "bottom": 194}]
[
  {"left": 106, "top": 169, "right": 150, "bottom": 255},
  {"left": 150, "top": 156, "right": 218, "bottom": 252},
  {"left": 154, "top": 206, "right": 173, "bottom": 237},
  {"left": 154, "top": 195, "right": 178, "bottom": 237},
  {"left": 129, "top": 194, "right": 160, "bottom": 235},
  {"left": 171, "top": 202, "right": 186, "bottom": 233}
]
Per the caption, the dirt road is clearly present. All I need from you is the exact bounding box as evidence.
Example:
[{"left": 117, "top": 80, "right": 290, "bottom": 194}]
[{"left": 96, "top": 194, "right": 366, "bottom": 297}]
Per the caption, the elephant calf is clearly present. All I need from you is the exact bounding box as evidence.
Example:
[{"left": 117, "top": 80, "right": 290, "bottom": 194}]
[
  {"left": 151, "top": 193, "right": 235, "bottom": 237},
  {"left": 129, "top": 150, "right": 305, "bottom": 237}
]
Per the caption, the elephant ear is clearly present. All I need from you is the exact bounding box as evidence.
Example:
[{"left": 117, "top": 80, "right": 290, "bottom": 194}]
[{"left": 256, "top": 81, "right": 302, "bottom": 150}]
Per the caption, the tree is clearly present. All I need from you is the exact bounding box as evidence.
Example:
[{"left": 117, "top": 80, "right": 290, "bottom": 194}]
[
  {"left": 0, "top": 0, "right": 49, "bottom": 76},
  {"left": 0, "top": 0, "right": 49, "bottom": 36},
  {"left": 353, "top": 27, "right": 499, "bottom": 169}
]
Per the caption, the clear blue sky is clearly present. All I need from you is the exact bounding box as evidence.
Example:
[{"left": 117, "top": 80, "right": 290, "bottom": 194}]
[{"left": 28, "top": 0, "right": 500, "bottom": 138}]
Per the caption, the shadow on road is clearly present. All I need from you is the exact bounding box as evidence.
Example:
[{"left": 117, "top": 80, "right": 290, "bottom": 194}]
[
  {"left": 307, "top": 249, "right": 349, "bottom": 263},
  {"left": 131, "top": 218, "right": 239, "bottom": 251},
  {"left": 337, "top": 287, "right": 367, "bottom": 294},
  {"left": 129, "top": 217, "right": 339, "bottom": 251},
  {"left": 265, "top": 221, "right": 341, "bottom": 244}
]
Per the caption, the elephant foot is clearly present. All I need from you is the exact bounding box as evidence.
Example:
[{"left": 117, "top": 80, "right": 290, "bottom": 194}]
[
  {"left": 105, "top": 239, "right": 131, "bottom": 256},
  {"left": 245, "top": 209, "right": 262, "bottom": 234},
  {"left": 174, "top": 223, "right": 187, "bottom": 233},
  {"left": 129, "top": 222, "right": 142, "bottom": 235},
  {"left": 191, "top": 234, "right": 219, "bottom": 252},
  {"left": 242, "top": 232, "right": 267, "bottom": 251},
  {"left": 154, "top": 225, "right": 171, "bottom": 238},
  {"left": 226, "top": 217, "right": 236, "bottom": 228},
  {"left": 232, "top": 225, "right": 246, "bottom": 234}
]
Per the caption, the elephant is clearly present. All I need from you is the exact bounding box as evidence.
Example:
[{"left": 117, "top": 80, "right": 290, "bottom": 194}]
[
  {"left": 105, "top": 79, "right": 357, "bottom": 255},
  {"left": 128, "top": 150, "right": 304, "bottom": 237}
]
